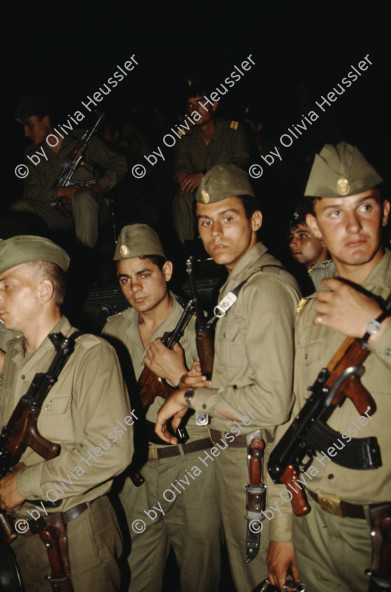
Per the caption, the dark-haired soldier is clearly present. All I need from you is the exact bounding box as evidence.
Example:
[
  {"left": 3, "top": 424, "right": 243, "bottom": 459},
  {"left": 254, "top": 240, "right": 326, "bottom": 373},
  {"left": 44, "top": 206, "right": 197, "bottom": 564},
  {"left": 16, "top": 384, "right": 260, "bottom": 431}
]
[
  {"left": 288, "top": 202, "right": 334, "bottom": 290},
  {"left": 267, "top": 142, "right": 391, "bottom": 592},
  {"left": 156, "top": 164, "right": 300, "bottom": 590},
  {"left": 102, "top": 224, "right": 221, "bottom": 592},
  {"left": 0, "top": 235, "right": 133, "bottom": 592},
  {"left": 12, "top": 97, "right": 127, "bottom": 250},
  {"left": 172, "top": 83, "right": 250, "bottom": 244}
]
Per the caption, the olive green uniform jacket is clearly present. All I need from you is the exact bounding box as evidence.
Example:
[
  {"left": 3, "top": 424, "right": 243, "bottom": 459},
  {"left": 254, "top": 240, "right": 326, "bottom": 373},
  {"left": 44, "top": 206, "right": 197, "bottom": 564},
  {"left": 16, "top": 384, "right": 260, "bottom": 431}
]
[
  {"left": 192, "top": 242, "right": 300, "bottom": 592},
  {"left": 23, "top": 132, "right": 128, "bottom": 203},
  {"left": 0, "top": 316, "right": 134, "bottom": 517}
]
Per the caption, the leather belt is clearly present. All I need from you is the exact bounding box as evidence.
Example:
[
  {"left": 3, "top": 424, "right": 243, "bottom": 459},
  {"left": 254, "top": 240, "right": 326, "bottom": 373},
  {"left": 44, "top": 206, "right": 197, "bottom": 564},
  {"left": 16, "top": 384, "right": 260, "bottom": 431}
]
[
  {"left": 12, "top": 502, "right": 88, "bottom": 536},
  {"left": 148, "top": 437, "right": 211, "bottom": 460},
  {"left": 210, "top": 428, "right": 248, "bottom": 448},
  {"left": 308, "top": 489, "right": 366, "bottom": 519}
]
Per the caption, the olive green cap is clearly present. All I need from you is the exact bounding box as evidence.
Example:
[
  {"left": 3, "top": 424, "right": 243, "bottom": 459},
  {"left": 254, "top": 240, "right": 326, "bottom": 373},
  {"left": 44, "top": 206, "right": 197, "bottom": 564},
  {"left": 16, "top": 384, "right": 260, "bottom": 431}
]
[
  {"left": 0, "top": 235, "right": 70, "bottom": 275},
  {"left": 304, "top": 141, "right": 383, "bottom": 198},
  {"left": 113, "top": 224, "right": 166, "bottom": 261},
  {"left": 195, "top": 164, "right": 255, "bottom": 204}
]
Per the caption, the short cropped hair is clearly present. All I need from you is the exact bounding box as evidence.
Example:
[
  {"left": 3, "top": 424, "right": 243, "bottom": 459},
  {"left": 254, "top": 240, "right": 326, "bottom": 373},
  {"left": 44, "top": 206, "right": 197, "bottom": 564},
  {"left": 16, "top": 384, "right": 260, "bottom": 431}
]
[
  {"left": 236, "top": 194, "right": 260, "bottom": 220},
  {"left": 26, "top": 260, "right": 66, "bottom": 306},
  {"left": 139, "top": 255, "right": 166, "bottom": 270}
]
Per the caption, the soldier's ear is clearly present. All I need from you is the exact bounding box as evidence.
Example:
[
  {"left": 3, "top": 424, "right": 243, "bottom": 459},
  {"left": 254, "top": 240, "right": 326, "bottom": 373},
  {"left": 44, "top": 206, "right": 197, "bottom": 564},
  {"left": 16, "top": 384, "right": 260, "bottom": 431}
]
[
  {"left": 38, "top": 278, "right": 55, "bottom": 304},
  {"left": 382, "top": 199, "right": 390, "bottom": 227},
  {"left": 251, "top": 210, "right": 262, "bottom": 232},
  {"left": 162, "top": 260, "right": 173, "bottom": 282},
  {"left": 306, "top": 213, "right": 322, "bottom": 239}
]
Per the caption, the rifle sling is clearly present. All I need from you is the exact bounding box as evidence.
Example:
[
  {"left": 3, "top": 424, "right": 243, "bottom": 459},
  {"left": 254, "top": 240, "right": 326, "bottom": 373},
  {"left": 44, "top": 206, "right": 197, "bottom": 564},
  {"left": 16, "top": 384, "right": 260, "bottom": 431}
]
[
  {"left": 209, "top": 265, "right": 281, "bottom": 326},
  {"left": 307, "top": 420, "right": 382, "bottom": 470}
]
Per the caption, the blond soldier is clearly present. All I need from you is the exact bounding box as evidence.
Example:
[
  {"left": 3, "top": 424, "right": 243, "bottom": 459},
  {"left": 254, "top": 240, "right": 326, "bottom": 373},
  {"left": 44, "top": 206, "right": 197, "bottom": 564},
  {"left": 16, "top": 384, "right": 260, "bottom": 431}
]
[
  {"left": 267, "top": 142, "right": 391, "bottom": 592},
  {"left": 156, "top": 165, "right": 300, "bottom": 591},
  {"left": 0, "top": 235, "right": 133, "bottom": 592},
  {"left": 102, "top": 224, "right": 221, "bottom": 592}
]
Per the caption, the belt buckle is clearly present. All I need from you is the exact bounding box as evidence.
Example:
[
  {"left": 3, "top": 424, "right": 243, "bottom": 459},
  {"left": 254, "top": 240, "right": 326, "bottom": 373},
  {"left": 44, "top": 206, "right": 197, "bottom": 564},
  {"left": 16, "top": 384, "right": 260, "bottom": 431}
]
[
  {"left": 317, "top": 493, "right": 343, "bottom": 517},
  {"left": 148, "top": 443, "right": 159, "bottom": 461}
]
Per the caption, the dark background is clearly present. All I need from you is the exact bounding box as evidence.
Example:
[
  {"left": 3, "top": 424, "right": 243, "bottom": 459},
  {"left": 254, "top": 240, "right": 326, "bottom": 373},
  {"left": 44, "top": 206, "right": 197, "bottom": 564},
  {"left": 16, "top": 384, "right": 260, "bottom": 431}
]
[{"left": 2, "top": 0, "right": 391, "bottom": 253}]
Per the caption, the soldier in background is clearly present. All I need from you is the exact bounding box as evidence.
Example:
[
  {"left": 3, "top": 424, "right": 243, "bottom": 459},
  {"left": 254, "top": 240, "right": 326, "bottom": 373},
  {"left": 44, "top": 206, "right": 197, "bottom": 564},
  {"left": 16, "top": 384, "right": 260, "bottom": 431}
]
[
  {"left": 172, "top": 82, "right": 250, "bottom": 246},
  {"left": 288, "top": 201, "right": 335, "bottom": 290},
  {"left": 11, "top": 96, "right": 127, "bottom": 251}
]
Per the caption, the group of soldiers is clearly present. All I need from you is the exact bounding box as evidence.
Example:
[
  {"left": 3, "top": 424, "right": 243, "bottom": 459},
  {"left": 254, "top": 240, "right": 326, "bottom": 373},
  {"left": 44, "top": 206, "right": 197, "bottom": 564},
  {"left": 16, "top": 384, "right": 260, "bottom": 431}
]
[{"left": 0, "top": 107, "right": 390, "bottom": 592}]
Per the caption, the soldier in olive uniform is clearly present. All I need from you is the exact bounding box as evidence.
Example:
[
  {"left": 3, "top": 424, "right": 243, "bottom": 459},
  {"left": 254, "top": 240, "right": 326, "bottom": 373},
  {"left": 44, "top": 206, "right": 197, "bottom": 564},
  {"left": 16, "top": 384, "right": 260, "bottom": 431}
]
[
  {"left": 0, "top": 235, "right": 134, "bottom": 592},
  {"left": 172, "top": 85, "right": 250, "bottom": 244},
  {"left": 12, "top": 97, "right": 128, "bottom": 249},
  {"left": 156, "top": 165, "right": 301, "bottom": 591},
  {"left": 102, "top": 224, "right": 221, "bottom": 592},
  {"left": 267, "top": 142, "right": 391, "bottom": 592}
]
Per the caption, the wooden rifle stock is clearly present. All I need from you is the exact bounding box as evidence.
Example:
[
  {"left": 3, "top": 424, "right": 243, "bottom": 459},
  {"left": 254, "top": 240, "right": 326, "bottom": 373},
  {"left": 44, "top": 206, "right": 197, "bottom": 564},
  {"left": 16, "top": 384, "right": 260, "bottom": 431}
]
[
  {"left": 186, "top": 257, "right": 214, "bottom": 379},
  {"left": 137, "top": 299, "right": 195, "bottom": 408},
  {"left": 280, "top": 465, "right": 310, "bottom": 516}
]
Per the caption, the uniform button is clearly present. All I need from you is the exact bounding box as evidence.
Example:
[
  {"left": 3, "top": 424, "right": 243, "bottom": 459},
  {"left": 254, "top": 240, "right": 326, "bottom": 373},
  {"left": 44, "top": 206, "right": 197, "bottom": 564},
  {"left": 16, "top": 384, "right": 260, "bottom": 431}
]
[
  {"left": 202, "top": 404, "right": 206, "bottom": 409},
  {"left": 328, "top": 474, "right": 334, "bottom": 479},
  {"left": 21, "top": 375, "right": 25, "bottom": 380},
  {"left": 385, "top": 348, "right": 391, "bottom": 355}
]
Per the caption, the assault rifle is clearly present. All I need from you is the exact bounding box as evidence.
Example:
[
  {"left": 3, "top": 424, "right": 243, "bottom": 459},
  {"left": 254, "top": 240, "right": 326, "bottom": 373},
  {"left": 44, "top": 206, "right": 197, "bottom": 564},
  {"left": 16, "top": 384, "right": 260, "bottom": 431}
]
[
  {"left": 185, "top": 257, "right": 214, "bottom": 425},
  {"left": 0, "top": 332, "right": 80, "bottom": 543},
  {"left": 268, "top": 305, "right": 390, "bottom": 516},
  {"left": 138, "top": 298, "right": 195, "bottom": 407},
  {"left": 52, "top": 111, "right": 105, "bottom": 217}
]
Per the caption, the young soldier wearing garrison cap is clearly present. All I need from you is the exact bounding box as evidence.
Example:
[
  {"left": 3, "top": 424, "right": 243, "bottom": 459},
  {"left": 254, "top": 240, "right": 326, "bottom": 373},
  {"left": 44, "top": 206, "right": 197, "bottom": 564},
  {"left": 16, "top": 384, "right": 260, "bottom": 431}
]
[
  {"left": 102, "top": 224, "right": 221, "bottom": 592},
  {"left": 156, "top": 165, "right": 301, "bottom": 591},
  {"left": 0, "top": 235, "right": 133, "bottom": 592},
  {"left": 267, "top": 142, "right": 391, "bottom": 592}
]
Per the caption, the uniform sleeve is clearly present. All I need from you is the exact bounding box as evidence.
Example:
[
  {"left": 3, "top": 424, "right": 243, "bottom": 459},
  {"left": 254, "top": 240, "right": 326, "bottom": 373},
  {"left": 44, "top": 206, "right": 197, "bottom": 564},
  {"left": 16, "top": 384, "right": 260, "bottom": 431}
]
[
  {"left": 85, "top": 136, "right": 128, "bottom": 191},
  {"left": 16, "top": 342, "right": 134, "bottom": 500},
  {"left": 173, "top": 137, "right": 196, "bottom": 180},
  {"left": 23, "top": 152, "right": 58, "bottom": 202},
  {"left": 193, "top": 278, "right": 298, "bottom": 428}
]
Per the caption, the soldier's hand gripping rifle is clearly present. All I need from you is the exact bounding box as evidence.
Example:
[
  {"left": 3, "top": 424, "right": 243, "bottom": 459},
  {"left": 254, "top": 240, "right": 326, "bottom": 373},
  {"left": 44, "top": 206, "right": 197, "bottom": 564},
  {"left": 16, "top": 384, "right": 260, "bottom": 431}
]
[
  {"left": 0, "top": 332, "right": 80, "bottom": 543},
  {"left": 185, "top": 256, "right": 214, "bottom": 425},
  {"left": 138, "top": 299, "right": 195, "bottom": 443},
  {"left": 268, "top": 296, "right": 391, "bottom": 516}
]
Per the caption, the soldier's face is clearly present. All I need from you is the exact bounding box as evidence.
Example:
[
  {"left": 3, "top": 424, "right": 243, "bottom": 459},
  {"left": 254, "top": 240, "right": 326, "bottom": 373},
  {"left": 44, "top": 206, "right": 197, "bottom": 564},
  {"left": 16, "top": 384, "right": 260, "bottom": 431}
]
[
  {"left": 0, "top": 264, "right": 41, "bottom": 332},
  {"left": 23, "top": 115, "right": 51, "bottom": 145},
  {"left": 117, "top": 257, "right": 173, "bottom": 314},
  {"left": 196, "top": 196, "right": 262, "bottom": 272},
  {"left": 307, "top": 190, "right": 390, "bottom": 274},
  {"left": 289, "top": 223, "right": 326, "bottom": 267},
  {"left": 187, "top": 95, "right": 217, "bottom": 126}
]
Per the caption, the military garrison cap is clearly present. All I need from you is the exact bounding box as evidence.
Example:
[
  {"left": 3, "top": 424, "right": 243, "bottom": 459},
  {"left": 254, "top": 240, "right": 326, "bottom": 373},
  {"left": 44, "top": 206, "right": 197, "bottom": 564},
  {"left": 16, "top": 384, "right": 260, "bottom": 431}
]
[
  {"left": 304, "top": 141, "right": 383, "bottom": 198},
  {"left": 114, "top": 224, "right": 166, "bottom": 261},
  {"left": 0, "top": 235, "right": 70, "bottom": 275},
  {"left": 195, "top": 164, "right": 255, "bottom": 204}
]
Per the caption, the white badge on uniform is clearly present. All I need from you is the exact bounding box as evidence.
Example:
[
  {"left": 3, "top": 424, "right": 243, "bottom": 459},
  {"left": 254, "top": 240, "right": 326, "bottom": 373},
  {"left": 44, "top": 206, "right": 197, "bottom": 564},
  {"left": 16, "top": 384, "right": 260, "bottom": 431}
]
[{"left": 213, "top": 291, "right": 238, "bottom": 318}]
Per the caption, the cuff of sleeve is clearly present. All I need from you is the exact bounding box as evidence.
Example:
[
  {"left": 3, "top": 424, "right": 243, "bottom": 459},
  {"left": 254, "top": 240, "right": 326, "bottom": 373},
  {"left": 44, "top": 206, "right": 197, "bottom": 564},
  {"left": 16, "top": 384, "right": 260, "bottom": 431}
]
[
  {"left": 368, "top": 318, "right": 391, "bottom": 356},
  {"left": 193, "top": 387, "right": 220, "bottom": 415},
  {"left": 268, "top": 512, "right": 293, "bottom": 542},
  {"left": 17, "top": 465, "right": 44, "bottom": 500}
]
